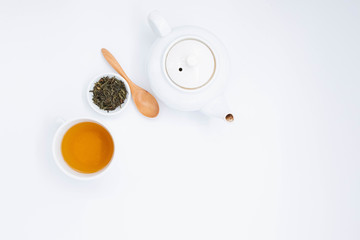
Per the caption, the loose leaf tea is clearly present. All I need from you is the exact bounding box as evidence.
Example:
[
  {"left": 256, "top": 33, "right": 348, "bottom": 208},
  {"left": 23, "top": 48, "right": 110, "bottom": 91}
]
[{"left": 90, "top": 76, "right": 128, "bottom": 112}]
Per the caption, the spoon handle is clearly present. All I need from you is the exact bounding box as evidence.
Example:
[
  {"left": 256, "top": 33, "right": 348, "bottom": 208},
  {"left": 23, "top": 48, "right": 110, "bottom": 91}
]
[{"left": 101, "top": 48, "right": 137, "bottom": 90}]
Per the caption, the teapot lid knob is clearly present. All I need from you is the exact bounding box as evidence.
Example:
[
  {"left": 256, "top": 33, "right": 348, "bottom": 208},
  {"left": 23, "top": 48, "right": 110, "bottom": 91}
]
[{"left": 186, "top": 55, "right": 199, "bottom": 67}]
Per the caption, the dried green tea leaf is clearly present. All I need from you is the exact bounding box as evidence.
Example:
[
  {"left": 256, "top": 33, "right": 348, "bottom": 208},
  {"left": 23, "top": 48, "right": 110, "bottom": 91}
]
[{"left": 90, "top": 76, "right": 128, "bottom": 112}]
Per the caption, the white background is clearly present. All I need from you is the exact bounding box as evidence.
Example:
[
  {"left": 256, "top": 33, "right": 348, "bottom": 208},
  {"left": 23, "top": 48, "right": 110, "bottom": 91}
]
[{"left": 0, "top": 0, "right": 359, "bottom": 239}]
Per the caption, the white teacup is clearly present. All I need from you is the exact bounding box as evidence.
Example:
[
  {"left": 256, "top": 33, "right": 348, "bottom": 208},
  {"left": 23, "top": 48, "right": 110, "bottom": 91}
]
[{"left": 52, "top": 118, "right": 115, "bottom": 180}]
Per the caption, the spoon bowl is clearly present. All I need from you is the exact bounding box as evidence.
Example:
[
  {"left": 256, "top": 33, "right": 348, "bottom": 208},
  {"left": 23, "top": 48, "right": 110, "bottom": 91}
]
[{"left": 132, "top": 88, "right": 159, "bottom": 118}]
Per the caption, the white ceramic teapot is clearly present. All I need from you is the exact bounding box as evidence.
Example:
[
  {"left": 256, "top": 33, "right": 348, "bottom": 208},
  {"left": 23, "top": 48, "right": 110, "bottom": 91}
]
[{"left": 147, "top": 11, "right": 234, "bottom": 122}]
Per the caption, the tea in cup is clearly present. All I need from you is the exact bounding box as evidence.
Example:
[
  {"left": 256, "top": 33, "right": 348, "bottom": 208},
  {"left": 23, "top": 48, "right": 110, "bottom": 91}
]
[{"left": 53, "top": 118, "right": 115, "bottom": 180}]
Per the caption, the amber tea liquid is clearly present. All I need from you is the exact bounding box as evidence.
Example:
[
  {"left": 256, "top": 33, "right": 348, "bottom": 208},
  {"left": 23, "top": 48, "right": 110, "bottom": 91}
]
[{"left": 61, "top": 122, "right": 114, "bottom": 173}]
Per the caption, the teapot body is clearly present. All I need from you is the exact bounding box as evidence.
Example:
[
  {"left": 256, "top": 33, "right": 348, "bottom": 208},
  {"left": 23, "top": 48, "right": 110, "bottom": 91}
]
[{"left": 147, "top": 11, "right": 233, "bottom": 121}]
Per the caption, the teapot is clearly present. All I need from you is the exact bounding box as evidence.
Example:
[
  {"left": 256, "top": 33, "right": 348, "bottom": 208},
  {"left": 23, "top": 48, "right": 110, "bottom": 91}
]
[{"left": 147, "top": 11, "right": 234, "bottom": 122}]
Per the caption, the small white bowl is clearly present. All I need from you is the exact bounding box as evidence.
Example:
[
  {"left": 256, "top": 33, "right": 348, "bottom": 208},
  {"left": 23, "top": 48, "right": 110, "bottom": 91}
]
[{"left": 87, "top": 73, "right": 131, "bottom": 116}]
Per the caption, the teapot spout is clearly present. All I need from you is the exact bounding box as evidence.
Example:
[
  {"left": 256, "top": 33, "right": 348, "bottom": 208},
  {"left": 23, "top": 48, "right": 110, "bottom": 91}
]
[{"left": 200, "top": 95, "right": 234, "bottom": 122}]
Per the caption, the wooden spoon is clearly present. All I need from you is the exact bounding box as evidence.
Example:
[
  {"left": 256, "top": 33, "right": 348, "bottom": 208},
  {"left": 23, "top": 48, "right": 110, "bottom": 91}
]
[{"left": 101, "top": 48, "right": 159, "bottom": 118}]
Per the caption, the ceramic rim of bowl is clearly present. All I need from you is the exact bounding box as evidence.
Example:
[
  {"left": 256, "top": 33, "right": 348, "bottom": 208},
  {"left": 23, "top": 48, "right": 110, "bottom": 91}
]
[{"left": 87, "top": 73, "right": 131, "bottom": 116}]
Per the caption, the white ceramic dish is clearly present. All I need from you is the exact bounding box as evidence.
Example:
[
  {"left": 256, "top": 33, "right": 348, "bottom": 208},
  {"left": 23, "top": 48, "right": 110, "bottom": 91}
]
[
  {"left": 87, "top": 73, "right": 131, "bottom": 116},
  {"left": 52, "top": 118, "right": 115, "bottom": 180}
]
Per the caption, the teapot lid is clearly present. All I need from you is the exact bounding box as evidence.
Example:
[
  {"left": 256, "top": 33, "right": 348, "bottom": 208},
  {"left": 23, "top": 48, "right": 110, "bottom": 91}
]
[{"left": 165, "top": 38, "right": 215, "bottom": 90}]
